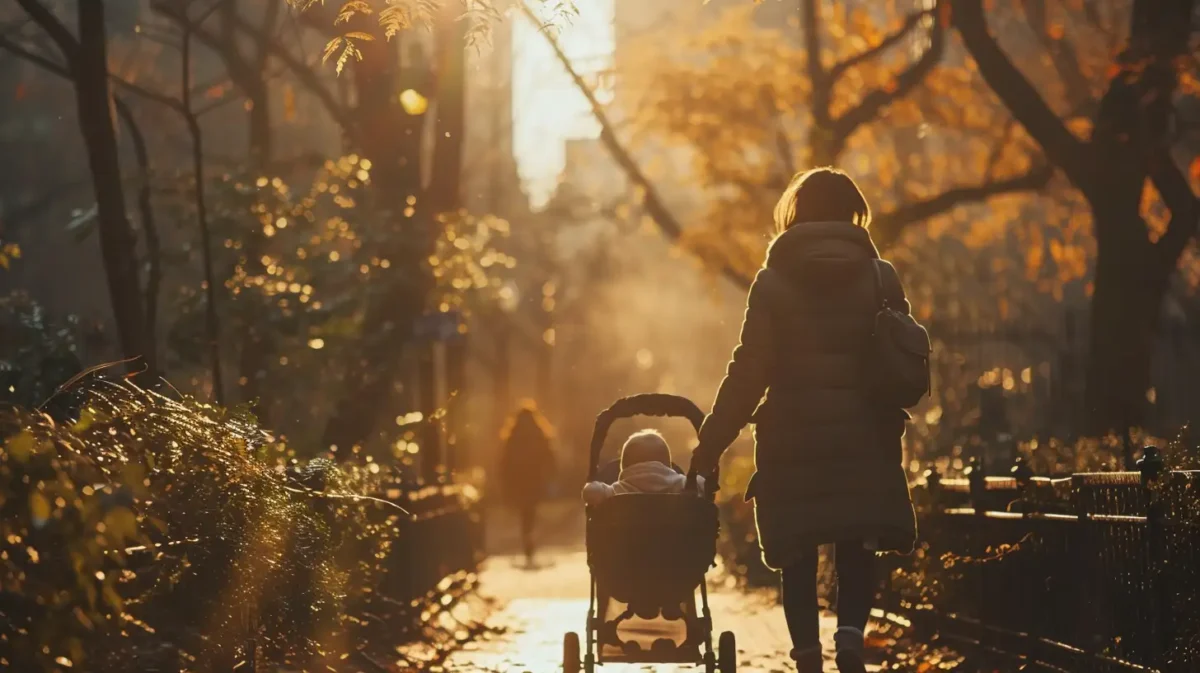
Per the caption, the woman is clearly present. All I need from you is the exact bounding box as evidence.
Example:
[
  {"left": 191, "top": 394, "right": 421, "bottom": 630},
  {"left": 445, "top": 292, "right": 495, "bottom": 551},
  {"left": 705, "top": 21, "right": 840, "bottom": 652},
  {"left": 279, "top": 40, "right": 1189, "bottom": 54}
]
[
  {"left": 498, "top": 401, "right": 556, "bottom": 566},
  {"left": 690, "top": 168, "right": 917, "bottom": 673}
]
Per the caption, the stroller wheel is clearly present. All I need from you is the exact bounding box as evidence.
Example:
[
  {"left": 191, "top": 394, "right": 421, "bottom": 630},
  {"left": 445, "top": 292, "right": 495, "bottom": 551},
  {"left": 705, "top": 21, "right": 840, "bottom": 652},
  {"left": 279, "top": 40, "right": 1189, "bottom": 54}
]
[
  {"left": 718, "top": 631, "right": 736, "bottom": 673},
  {"left": 563, "top": 632, "right": 581, "bottom": 673}
]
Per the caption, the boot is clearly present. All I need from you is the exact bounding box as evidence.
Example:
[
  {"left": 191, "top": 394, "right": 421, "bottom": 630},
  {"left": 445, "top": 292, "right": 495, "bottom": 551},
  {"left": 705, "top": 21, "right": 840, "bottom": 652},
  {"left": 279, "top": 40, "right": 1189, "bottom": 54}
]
[
  {"left": 833, "top": 627, "right": 867, "bottom": 673},
  {"left": 790, "top": 645, "right": 823, "bottom": 673}
]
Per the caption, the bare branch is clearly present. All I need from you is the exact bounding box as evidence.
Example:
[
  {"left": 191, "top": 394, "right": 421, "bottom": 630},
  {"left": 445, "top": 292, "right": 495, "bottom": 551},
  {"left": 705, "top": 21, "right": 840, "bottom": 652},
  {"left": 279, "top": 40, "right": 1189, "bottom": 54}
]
[
  {"left": 872, "top": 160, "right": 1055, "bottom": 248},
  {"left": 254, "top": 0, "right": 283, "bottom": 72},
  {"left": 111, "top": 74, "right": 186, "bottom": 111},
  {"left": 113, "top": 96, "right": 162, "bottom": 358},
  {"left": 832, "top": 1, "right": 946, "bottom": 144},
  {"left": 177, "top": 2, "right": 226, "bottom": 404},
  {"left": 0, "top": 33, "right": 68, "bottom": 76},
  {"left": 151, "top": 0, "right": 354, "bottom": 135},
  {"left": 828, "top": 7, "right": 935, "bottom": 81},
  {"left": 1150, "top": 154, "right": 1200, "bottom": 265},
  {"left": 523, "top": 4, "right": 753, "bottom": 291},
  {"left": 952, "top": 0, "right": 1094, "bottom": 187},
  {"left": 1023, "top": 0, "right": 1094, "bottom": 114},
  {"left": 0, "top": 35, "right": 154, "bottom": 303},
  {"left": 14, "top": 0, "right": 78, "bottom": 63},
  {"left": 983, "top": 118, "right": 1016, "bottom": 181},
  {"left": 761, "top": 86, "right": 796, "bottom": 179}
]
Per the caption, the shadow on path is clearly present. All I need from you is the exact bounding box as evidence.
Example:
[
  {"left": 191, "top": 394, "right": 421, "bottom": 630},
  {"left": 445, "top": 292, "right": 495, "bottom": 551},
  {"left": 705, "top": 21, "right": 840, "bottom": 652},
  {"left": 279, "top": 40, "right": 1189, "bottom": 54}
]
[{"left": 448, "top": 500, "right": 884, "bottom": 672}]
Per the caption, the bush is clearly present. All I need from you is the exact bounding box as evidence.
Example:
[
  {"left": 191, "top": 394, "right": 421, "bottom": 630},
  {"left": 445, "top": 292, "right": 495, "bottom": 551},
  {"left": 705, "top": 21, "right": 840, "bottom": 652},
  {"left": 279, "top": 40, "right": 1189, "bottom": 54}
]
[
  {"left": 0, "top": 292, "right": 96, "bottom": 416},
  {"left": 0, "top": 379, "right": 425, "bottom": 671}
]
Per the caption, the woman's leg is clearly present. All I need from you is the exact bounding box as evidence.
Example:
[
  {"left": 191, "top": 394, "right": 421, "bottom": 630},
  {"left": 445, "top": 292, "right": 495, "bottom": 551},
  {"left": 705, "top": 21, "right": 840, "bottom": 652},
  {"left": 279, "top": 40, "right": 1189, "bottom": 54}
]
[
  {"left": 832, "top": 542, "right": 876, "bottom": 673},
  {"left": 781, "top": 548, "right": 822, "bottom": 671},
  {"left": 519, "top": 503, "right": 536, "bottom": 564}
]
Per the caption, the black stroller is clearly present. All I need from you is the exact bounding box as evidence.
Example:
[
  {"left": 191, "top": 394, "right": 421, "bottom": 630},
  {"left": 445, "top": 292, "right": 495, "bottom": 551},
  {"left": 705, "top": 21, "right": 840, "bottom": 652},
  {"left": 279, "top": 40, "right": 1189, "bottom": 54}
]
[{"left": 563, "top": 394, "right": 736, "bottom": 673}]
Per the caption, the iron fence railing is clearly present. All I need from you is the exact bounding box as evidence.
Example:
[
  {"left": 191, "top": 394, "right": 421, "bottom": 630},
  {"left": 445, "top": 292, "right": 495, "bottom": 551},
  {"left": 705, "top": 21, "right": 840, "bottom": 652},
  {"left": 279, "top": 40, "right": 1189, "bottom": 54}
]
[{"left": 884, "top": 452, "right": 1200, "bottom": 672}]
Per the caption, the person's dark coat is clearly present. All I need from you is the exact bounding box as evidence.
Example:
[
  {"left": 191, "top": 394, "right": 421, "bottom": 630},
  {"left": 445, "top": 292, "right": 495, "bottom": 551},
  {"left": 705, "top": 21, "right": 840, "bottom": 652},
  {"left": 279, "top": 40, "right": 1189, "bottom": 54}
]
[
  {"left": 695, "top": 221, "right": 917, "bottom": 570},
  {"left": 499, "top": 412, "right": 555, "bottom": 510}
]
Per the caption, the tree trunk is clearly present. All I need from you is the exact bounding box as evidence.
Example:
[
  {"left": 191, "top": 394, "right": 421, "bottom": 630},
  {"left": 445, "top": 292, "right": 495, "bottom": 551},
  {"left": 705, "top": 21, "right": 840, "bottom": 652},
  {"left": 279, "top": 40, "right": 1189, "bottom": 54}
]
[
  {"left": 113, "top": 98, "right": 161, "bottom": 377},
  {"left": 237, "top": 81, "right": 274, "bottom": 421},
  {"left": 445, "top": 332, "right": 467, "bottom": 471},
  {"left": 76, "top": 0, "right": 151, "bottom": 369},
  {"left": 1081, "top": 0, "right": 1193, "bottom": 436},
  {"left": 429, "top": 0, "right": 466, "bottom": 214},
  {"left": 417, "top": 343, "right": 441, "bottom": 483},
  {"left": 323, "top": 7, "right": 469, "bottom": 452},
  {"left": 321, "top": 34, "right": 430, "bottom": 451},
  {"left": 1083, "top": 208, "right": 1169, "bottom": 436}
]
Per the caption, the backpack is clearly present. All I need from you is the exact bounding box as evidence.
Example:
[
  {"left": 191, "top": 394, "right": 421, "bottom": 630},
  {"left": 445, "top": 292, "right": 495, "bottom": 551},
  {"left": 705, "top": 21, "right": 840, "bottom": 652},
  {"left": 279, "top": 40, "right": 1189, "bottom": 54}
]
[{"left": 870, "top": 260, "right": 931, "bottom": 408}]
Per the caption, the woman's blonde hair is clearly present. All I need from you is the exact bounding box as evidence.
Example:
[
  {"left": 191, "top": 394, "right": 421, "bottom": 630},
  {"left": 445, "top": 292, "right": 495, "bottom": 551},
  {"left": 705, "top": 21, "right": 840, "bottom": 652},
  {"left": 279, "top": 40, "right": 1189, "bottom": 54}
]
[{"left": 773, "top": 167, "right": 871, "bottom": 234}]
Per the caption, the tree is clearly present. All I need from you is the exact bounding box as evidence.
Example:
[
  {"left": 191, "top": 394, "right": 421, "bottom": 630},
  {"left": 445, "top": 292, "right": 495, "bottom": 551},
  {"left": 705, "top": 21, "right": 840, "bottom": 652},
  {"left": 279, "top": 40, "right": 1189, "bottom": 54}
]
[
  {"left": 951, "top": 0, "right": 1200, "bottom": 434},
  {"left": 150, "top": 0, "right": 287, "bottom": 414},
  {"left": 530, "top": 0, "right": 1052, "bottom": 289},
  {"left": 14, "top": 0, "right": 152, "bottom": 373}
]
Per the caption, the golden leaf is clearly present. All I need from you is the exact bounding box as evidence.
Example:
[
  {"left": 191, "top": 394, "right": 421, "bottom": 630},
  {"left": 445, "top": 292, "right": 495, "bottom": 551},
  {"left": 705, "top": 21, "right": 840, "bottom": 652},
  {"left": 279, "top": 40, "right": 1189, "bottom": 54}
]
[
  {"left": 104, "top": 507, "right": 139, "bottom": 545},
  {"left": 30, "top": 492, "right": 51, "bottom": 527},
  {"left": 335, "top": 0, "right": 373, "bottom": 25},
  {"left": 72, "top": 408, "right": 98, "bottom": 434},
  {"left": 7, "top": 430, "right": 36, "bottom": 462}
]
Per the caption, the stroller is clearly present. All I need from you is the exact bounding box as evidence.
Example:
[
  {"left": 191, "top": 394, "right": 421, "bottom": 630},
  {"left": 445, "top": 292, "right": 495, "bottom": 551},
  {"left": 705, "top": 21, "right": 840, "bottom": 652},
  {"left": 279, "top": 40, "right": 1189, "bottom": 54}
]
[{"left": 563, "top": 394, "right": 736, "bottom": 673}]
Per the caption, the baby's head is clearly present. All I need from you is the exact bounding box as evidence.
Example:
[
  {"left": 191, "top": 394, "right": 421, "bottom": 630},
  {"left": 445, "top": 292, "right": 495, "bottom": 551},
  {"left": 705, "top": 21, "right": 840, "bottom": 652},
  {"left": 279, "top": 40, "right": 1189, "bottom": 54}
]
[{"left": 620, "top": 429, "right": 672, "bottom": 471}]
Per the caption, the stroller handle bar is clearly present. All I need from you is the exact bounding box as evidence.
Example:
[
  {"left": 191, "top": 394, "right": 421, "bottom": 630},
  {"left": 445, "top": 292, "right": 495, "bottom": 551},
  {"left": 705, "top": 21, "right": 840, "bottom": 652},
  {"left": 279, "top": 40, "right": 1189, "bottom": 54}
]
[{"left": 586, "top": 393, "right": 705, "bottom": 483}]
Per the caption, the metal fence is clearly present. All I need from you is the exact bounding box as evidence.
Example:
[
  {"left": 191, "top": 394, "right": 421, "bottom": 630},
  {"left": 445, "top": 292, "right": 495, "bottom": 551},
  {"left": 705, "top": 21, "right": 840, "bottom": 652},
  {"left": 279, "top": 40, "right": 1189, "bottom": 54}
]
[{"left": 883, "top": 452, "right": 1200, "bottom": 672}]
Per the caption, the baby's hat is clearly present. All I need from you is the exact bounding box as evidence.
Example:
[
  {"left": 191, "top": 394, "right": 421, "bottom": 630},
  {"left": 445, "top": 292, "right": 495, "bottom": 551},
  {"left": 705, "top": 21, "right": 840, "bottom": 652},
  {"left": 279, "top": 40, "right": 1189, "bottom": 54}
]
[{"left": 620, "top": 429, "right": 671, "bottom": 470}]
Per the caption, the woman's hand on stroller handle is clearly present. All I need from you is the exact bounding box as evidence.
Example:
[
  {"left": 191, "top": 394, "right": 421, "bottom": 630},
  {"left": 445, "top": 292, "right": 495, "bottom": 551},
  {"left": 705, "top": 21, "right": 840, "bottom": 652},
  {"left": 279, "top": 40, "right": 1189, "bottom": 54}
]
[{"left": 685, "top": 465, "right": 718, "bottom": 499}]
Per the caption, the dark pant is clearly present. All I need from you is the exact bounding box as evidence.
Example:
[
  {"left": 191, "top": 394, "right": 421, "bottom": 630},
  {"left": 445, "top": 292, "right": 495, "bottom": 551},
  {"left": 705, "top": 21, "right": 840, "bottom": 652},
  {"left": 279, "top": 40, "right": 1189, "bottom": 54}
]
[{"left": 780, "top": 542, "right": 876, "bottom": 653}]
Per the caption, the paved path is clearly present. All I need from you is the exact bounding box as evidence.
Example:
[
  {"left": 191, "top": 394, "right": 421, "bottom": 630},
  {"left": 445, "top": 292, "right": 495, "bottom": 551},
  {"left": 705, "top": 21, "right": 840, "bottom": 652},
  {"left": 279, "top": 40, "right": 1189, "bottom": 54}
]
[{"left": 445, "top": 502, "right": 887, "bottom": 673}]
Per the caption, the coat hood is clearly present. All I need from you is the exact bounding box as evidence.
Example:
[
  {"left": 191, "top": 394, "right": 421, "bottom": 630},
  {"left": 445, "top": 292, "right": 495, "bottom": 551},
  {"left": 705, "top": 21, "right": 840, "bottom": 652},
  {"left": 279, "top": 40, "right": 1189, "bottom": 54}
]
[{"left": 765, "top": 221, "right": 879, "bottom": 287}]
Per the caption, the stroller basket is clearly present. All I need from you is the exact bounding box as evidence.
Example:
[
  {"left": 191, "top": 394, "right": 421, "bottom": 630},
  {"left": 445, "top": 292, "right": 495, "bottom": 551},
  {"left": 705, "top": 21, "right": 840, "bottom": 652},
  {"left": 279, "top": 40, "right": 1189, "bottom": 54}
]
[{"left": 587, "top": 494, "right": 718, "bottom": 606}]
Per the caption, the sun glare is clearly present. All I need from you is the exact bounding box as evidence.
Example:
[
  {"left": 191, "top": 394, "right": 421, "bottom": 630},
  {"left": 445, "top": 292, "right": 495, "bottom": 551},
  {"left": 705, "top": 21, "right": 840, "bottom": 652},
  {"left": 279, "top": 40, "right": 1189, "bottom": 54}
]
[{"left": 512, "top": 0, "right": 615, "bottom": 209}]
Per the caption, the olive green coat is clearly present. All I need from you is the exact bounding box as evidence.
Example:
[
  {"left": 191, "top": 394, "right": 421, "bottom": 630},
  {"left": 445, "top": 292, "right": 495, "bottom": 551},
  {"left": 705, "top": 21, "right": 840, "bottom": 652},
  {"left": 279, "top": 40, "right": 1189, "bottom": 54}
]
[{"left": 696, "top": 221, "right": 917, "bottom": 570}]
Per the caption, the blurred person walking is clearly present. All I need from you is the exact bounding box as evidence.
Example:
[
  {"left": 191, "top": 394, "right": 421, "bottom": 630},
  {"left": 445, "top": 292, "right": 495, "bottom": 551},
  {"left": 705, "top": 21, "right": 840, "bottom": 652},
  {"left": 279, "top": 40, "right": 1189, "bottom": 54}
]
[
  {"left": 498, "top": 400, "right": 557, "bottom": 567},
  {"left": 690, "top": 168, "right": 921, "bottom": 673}
]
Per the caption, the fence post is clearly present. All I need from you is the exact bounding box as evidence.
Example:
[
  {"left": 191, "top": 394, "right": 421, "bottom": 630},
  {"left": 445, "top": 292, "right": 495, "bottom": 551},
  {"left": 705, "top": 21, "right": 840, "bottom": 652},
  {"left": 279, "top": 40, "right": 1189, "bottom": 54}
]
[
  {"left": 1137, "top": 445, "right": 1170, "bottom": 669},
  {"left": 966, "top": 455, "right": 986, "bottom": 512},
  {"left": 923, "top": 463, "right": 942, "bottom": 512},
  {"left": 1011, "top": 456, "right": 1033, "bottom": 510}
]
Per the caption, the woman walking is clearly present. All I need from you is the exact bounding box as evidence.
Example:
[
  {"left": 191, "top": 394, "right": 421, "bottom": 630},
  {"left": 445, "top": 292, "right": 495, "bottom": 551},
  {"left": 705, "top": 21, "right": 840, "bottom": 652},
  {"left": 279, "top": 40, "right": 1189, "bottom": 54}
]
[
  {"left": 689, "top": 168, "right": 918, "bottom": 673},
  {"left": 498, "top": 400, "right": 556, "bottom": 566}
]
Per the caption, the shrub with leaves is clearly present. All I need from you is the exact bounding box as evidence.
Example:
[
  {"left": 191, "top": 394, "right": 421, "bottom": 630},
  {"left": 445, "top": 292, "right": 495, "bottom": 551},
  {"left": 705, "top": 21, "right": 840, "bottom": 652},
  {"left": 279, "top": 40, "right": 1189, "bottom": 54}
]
[
  {"left": 0, "top": 378, "right": 464, "bottom": 671},
  {"left": 0, "top": 292, "right": 97, "bottom": 414}
]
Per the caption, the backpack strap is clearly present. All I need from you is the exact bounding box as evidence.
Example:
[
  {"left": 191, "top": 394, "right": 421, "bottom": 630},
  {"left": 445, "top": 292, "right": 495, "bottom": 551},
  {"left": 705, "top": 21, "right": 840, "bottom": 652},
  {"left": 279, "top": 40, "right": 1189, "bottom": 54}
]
[{"left": 872, "top": 259, "right": 907, "bottom": 312}]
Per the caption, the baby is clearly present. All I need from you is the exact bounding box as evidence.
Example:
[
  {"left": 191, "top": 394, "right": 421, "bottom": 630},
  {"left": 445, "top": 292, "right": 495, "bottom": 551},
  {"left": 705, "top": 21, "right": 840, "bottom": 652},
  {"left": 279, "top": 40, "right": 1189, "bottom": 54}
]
[{"left": 582, "top": 429, "right": 706, "bottom": 505}]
